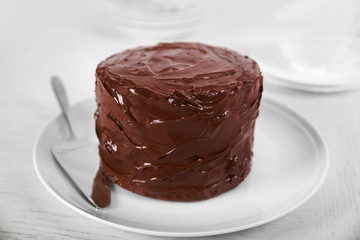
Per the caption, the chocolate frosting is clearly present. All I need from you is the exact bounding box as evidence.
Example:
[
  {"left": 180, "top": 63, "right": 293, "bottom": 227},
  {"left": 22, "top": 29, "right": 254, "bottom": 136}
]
[{"left": 95, "top": 42, "right": 263, "bottom": 201}]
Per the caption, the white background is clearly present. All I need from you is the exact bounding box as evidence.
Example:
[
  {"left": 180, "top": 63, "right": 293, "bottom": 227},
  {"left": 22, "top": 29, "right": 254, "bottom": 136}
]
[{"left": 1, "top": 0, "right": 360, "bottom": 239}]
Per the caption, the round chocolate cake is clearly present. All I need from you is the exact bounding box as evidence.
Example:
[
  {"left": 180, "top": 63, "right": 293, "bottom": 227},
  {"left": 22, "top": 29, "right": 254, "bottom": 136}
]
[{"left": 95, "top": 42, "right": 263, "bottom": 201}]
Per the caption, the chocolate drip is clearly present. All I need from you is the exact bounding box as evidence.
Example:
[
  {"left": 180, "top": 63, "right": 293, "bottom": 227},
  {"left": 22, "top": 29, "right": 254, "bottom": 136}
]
[
  {"left": 95, "top": 42, "right": 263, "bottom": 201},
  {"left": 91, "top": 168, "right": 111, "bottom": 208}
]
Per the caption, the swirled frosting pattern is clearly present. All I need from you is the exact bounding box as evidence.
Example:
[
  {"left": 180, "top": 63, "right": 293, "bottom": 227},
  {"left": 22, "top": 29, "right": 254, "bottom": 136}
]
[{"left": 95, "top": 42, "right": 263, "bottom": 201}]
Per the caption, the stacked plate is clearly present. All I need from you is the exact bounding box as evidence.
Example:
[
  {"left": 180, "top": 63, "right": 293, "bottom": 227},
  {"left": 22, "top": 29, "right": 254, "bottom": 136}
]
[
  {"left": 252, "top": 44, "right": 360, "bottom": 93},
  {"left": 109, "top": 0, "right": 203, "bottom": 40}
]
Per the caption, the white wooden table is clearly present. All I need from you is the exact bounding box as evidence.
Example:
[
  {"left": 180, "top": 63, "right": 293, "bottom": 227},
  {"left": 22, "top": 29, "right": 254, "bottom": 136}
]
[{"left": 1, "top": 0, "right": 360, "bottom": 239}]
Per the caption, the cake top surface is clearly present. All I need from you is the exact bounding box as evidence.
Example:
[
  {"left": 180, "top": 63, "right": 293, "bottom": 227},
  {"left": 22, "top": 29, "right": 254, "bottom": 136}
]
[{"left": 96, "top": 42, "right": 261, "bottom": 95}]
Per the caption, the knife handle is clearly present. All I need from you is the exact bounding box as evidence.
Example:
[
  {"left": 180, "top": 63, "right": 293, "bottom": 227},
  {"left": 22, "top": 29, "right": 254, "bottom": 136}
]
[{"left": 51, "top": 76, "right": 76, "bottom": 139}]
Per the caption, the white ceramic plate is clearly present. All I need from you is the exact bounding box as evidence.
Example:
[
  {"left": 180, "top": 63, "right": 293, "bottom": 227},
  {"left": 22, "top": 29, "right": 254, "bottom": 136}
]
[
  {"left": 251, "top": 44, "right": 360, "bottom": 93},
  {"left": 33, "top": 98, "right": 328, "bottom": 237}
]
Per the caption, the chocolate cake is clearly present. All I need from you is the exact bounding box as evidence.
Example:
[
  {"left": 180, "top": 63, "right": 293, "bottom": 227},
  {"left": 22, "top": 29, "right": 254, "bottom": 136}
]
[{"left": 94, "top": 42, "right": 263, "bottom": 201}]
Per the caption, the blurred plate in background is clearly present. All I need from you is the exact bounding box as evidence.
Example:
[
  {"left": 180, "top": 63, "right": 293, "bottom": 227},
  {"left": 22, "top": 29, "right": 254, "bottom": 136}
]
[{"left": 252, "top": 44, "right": 360, "bottom": 93}]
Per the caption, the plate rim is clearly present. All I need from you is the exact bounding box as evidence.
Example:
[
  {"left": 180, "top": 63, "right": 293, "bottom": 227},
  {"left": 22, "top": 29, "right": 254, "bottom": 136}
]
[
  {"left": 33, "top": 97, "right": 329, "bottom": 237},
  {"left": 263, "top": 73, "right": 360, "bottom": 93}
]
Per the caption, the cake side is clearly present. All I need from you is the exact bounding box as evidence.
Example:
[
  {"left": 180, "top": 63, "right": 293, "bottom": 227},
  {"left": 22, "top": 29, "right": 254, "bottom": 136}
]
[{"left": 95, "top": 42, "right": 263, "bottom": 201}]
